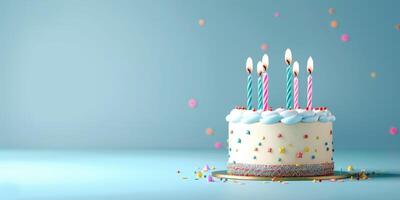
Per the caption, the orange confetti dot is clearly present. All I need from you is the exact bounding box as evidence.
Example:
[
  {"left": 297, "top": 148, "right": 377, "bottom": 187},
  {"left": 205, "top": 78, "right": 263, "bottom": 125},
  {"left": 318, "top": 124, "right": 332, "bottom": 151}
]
[
  {"left": 330, "top": 20, "right": 338, "bottom": 28},
  {"left": 198, "top": 19, "right": 205, "bottom": 27},
  {"left": 260, "top": 43, "right": 268, "bottom": 52},
  {"left": 205, "top": 128, "right": 214, "bottom": 135}
]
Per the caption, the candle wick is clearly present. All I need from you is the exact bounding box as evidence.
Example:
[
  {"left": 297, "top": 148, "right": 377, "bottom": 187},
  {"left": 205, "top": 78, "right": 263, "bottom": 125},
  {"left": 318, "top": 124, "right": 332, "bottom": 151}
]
[
  {"left": 308, "top": 69, "right": 312, "bottom": 74},
  {"left": 286, "top": 60, "right": 291, "bottom": 65},
  {"left": 247, "top": 68, "right": 251, "bottom": 74}
]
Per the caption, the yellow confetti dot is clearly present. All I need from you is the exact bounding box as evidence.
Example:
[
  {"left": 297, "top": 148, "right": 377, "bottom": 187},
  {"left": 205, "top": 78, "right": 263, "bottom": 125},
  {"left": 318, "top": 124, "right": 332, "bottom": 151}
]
[
  {"left": 347, "top": 165, "right": 354, "bottom": 171},
  {"left": 198, "top": 19, "right": 205, "bottom": 27},
  {"left": 304, "top": 146, "right": 310, "bottom": 152},
  {"left": 279, "top": 147, "right": 286, "bottom": 154},
  {"left": 370, "top": 71, "right": 376, "bottom": 78},
  {"left": 330, "top": 20, "right": 338, "bottom": 28},
  {"left": 314, "top": 149, "right": 318, "bottom": 153},
  {"left": 196, "top": 171, "right": 203, "bottom": 178}
]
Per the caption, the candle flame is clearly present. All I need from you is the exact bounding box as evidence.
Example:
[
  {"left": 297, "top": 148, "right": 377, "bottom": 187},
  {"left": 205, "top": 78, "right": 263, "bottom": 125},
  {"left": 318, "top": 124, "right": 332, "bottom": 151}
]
[
  {"left": 257, "top": 61, "right": 264, "bottom": 76},
  {"left": 262, "top": 54, "right": 269, "bottom": 71},
  {"left": 246, "top": 57, "right": 253, "bottom": 74},
  {"left": 285, "top": 48, "right": 292, "bottom": 65},
  {"left": 307, "top": 56, "right": 314, "bottom": 74},
  {"left": 293, "top": 61, "right": 299, "bottom": 76}
]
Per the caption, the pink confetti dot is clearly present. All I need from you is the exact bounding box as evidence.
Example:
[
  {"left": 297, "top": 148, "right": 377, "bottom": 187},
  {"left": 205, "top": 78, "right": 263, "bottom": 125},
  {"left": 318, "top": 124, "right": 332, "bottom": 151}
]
[
  {"left": 389, "top": 127, "right": 398, "bottom": 135},
  {"left": 206, "top": 128, "right": 214, "bottom": 135},
  {"left": 188, "top": 98, "right": 197, "bottom": 108},
  {"left": 260, "top": 43, "right": 268, "bottom": 52},
  {"left": 214, "top": 142, "right": 222, "bottom": 149},
  {"left": 274, "top": 11, "right": 280, "bottom": 17},
  {"left": 341, "top": 34, "right": 349, "bottom": 42},
  {"left": 198, "top": 19, "right": 205, "bottom": 27}
]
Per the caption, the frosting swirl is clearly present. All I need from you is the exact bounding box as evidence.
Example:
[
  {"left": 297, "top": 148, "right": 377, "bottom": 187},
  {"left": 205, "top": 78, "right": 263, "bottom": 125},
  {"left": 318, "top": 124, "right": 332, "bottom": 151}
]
[{"left": 226, "top": 108, "right": 335, "bottom": 125}]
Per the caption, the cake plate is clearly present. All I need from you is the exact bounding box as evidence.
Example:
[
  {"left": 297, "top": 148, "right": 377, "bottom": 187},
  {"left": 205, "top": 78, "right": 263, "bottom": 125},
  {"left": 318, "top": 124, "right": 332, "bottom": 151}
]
[{"left": 212, "top": 170, "right": 351, "bottom": 181}]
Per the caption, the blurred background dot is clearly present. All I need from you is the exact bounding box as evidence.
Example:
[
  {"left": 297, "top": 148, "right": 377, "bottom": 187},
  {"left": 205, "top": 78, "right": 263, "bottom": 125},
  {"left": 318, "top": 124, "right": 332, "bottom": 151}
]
[
  {"left": 330, "top": 20, "right": 338, "bottom": 28},
  {"left": 260, "top": 43, "right": 268, "bottom": 52},
  {"left": 389, "top": 127, "right": 398, "bottom": 135},
  {"left": 205, "top": 128, "right": 214, "bottom": 135},
  {"left": 214, "top": 142, "right": 222, "bottom": 149},
  {"left": 341, "top": 33, "right": 349, "bottom": 42},
  {"left": 396, "top": 24, "right": 400, "bottom": 30},
  {"left": 188, "top": 98, "right": 198, "bottom": 108},
  {"left": 370, "top": 71, "right": 376, "bottom": 78},
  {"left": 328, "top": 8, "right": 335, "bottom": 15},
  {"left": 198, "top": 19, "right": 205, "bottom": 27},
  {"left": 273, "top": 11, "right": 280, "bottom": 17}
]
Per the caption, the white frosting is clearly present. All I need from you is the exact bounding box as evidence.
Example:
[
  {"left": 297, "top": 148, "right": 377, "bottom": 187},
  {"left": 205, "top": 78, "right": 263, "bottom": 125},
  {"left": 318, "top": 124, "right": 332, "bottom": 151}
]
[
  {"left": 226, "top": 108, "right": 335, "bottom": 125},
  {"left": 228, "top": 122, "right": 333, "bottom": 165}
]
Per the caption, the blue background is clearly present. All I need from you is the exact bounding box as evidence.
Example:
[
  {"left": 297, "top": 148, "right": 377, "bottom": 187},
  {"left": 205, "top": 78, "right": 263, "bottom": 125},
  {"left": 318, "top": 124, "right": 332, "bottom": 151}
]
[{"left": 0, "top": 0, "right": 399, "bottom": 149}]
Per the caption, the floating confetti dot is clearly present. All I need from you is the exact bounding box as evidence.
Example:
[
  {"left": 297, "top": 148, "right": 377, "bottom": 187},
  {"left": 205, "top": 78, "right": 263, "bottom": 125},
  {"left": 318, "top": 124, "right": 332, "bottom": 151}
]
[
  {"left": 206, "top": 128, "right": 214, "bottom": 135},
  {"left": 330, "top": 20, "right": 338, "bottom": 28},
  {"left": 328, "top": 8, "right": 336, "bottom": 15},
  {"left": 274, "top": 11, "right": 280, "bottom": 17},
  {"left": 260, "top": 43, "right": 268, "bottom": 52},
  {"left": 347, "top": 165, "right": 354, "bottom": 171},
  {"left": 214, "top": 142, "right": 222, "bottom": 149},
  {"left": 188, "top": 98, "right": 197, "bottom": 108},
  {"left": 389, "top": 127, "right": 398, "bottom": 135},
  {"left": 396, "top": 24, "right": 400, "bottom": 30},
  {"left": 279, "top": 147, "right": 286, "bottom": 154},
  {"left": 203, "top": 164, "right": 210, "bottom": 172},
  {"left": 198, "top": 19, "right": 205, "bottom": 27},
  {"left": 370, "top": 71, "right": 376, "bottom": 79},
  {"left": 296, "top": 152, "right": 303, "bottom": 158},
  {"left": 304, "top": 146, "right": 310, "bottom": 152},
  {"left": 341, "top": 34, "right": 349, "bottom": 42},
  {"left": 207, "top": 175, "right": 214, "bottom": 182}
]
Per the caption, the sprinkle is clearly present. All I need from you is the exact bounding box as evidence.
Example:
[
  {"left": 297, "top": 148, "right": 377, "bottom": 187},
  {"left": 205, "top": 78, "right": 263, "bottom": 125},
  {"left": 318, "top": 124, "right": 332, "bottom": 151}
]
[
  {"left": 207, "top": 175, "right": 214, "bottom": 182},
  {"left": 304, "top": 146, "right": 310, "bottom": 152},
  {"left": 237, "top": 138, "right": 241, "bottom": 143},
  {"left": 196, "top": 171, "right": 203, "bottom": 179},
  {"left": 198, "top": 19, "right": 205, "bottom": 27},
  {"left": 177, "top": 170, "right": 181, "bottom": 174},
  {"left": 235, "top": 149, "right": 238, "bottom": 152},
  {"left": 214, "top": 142, "right": 222, "bottom": 149},
  {"left": 182, "top": 177, "right": 188, "bottom": 180},
  {"left": 326, "top": 147, "right": 330, "bottom": 151},
  {"left": 347, "top": 165, "right": 354, "bottom": 171},
  {"left": 330, "top": 130, "right": 333, "bottom": 135},
  {"left": 341, "top": 33, "right": 349, "bottom": 42},
  {"left": 211, "top": 166, "right": 216, "bottom": 170},
  {"left": 316, "top": 136, "right": 319, "bottom": 140},
  {"left": 278, "top": 133, "right": 283, "bottom": 138},
  {"left": 330, "top": 178, "right": 336, "bottom": 182},
  {"left": 268, "top": 148, "right": 273, "bottom": 153},
  {"left": 330, "top": 20, "right": 338, "bottom": 28},
  {"left": 258, "top": 142, "right": 262, "bottom": 146},
  {"left": 314, "top": 149, "right": 318, "bottom": 153},
  {"left": 203, "top": 165, "right": 210, "bottom": 172},
  {"left": 304, "top": 134, "right": 308, "bottom": 139},
  {"left": 311, "top": 155, "right": 316, "bottom": 159},
  {"left": 246, "top": 130, "right": 251, "bottom": 135},
  {"left": 328, "top": 8, "right": 335, "bottom": 15},
  {"left": 253, "top": 156, "right": 257, "bottom": 160},
  {"left": 325, "top": 142, "right": 328, "bottom": 146},
  {"left": 188, "top": 98, "right": 198, "bottom": 108},
  {"left": 278, "top": 158, "right": 282, "bottom": 162},
  {"left": 389, "top": 127, "right": 398, "bottom": 135},
  {"left": 260, "top": 43, "right": 268, "bottom": 52},
  {"left": 279, "top": 147, "right": 285, "bottom": 154},
  {"left": 271, "top": 177, "right": 279, "bottom": 181},
  {"left": 254, "top": 147, "right": 258, "bottom": 151},
  {"left": 262, "top": 136, "right": 266, "bottom": 140},
  {"left": 273, "top": 11, "right": 280, "bottom": 17},
  {"left": 296, "top": 152, "right": 303, "bottom": 158},
  {"left": 206, "top": 128, "right": 214, "bottom": 135}
]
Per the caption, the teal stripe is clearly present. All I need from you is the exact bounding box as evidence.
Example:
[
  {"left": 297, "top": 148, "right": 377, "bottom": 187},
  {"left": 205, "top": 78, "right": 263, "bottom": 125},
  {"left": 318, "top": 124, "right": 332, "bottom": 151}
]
[
  {"left": 247, "top": 75, "right": 253, "bottom": 110},
  {"left": 257, "top": 77, "right": 263, "bottom": 110},
  {"left": 286, "top": 66, "right": 293, "bottom": 109}
]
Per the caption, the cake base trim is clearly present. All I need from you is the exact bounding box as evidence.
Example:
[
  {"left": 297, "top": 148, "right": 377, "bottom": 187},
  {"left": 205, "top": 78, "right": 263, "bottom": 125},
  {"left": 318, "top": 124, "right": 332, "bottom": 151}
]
[{"left": 227, "top": 162, "right": 334, "bottom": 177}]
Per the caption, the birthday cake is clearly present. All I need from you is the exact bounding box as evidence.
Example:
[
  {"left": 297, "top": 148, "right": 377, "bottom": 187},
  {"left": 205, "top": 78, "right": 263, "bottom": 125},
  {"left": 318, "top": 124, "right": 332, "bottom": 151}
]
[{"left": 225, "top": 49, "right": 336, "bottom": 177}]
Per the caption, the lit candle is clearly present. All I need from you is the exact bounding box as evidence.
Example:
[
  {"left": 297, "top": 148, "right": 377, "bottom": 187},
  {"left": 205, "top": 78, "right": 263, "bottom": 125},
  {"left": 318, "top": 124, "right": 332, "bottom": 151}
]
[
  {"left": 262, "top": 54, "right": 269, "bottom": 111},
  {"left": 246, "top": 57, "right": 254, "bottom": 110},
  {"left": 285, "top": 49, "right": 293, "bottom": 109},
  {"left": 256, "top": 61, "right": 264, "bottom": 110},
  {"left": 307, "top": 57, "right": 314, "bottom": 110},
  {"left": 292, "top": 61, "right": 300, "bottom": 109}
]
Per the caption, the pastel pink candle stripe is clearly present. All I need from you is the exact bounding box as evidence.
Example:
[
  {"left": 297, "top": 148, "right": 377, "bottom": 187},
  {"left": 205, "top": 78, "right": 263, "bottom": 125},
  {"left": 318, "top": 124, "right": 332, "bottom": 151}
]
[
  {"left": 307, "top": 75, "right": 313, "bottom": 109},
  {"left": 262, "top": 73, "right": 269, "bottom": 111},
  {"left": 294, "top": 76, "right": 299, "bottom": 109}
]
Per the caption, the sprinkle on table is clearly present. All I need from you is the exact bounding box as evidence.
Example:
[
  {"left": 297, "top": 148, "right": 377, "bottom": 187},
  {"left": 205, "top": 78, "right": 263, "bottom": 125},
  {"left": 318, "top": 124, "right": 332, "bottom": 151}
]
[{"left": 347, "top": 165, "right": 354, "bottom": 171}]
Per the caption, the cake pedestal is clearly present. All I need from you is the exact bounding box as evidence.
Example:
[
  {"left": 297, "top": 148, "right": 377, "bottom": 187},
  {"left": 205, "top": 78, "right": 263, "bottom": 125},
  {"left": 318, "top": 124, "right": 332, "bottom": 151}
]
[{"left": 212, "top": 170, "right": 351, "bottom": 181}]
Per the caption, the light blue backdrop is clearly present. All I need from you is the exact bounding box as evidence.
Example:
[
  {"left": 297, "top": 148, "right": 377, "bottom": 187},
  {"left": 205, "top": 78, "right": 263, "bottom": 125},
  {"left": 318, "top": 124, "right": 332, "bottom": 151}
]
[{"left": 0, "top": 0, "right": 398, "bottom": 149}]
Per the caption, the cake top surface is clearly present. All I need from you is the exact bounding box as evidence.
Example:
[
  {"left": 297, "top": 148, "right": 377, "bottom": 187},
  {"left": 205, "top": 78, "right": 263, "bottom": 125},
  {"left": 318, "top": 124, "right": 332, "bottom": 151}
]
[{"left": 225, "top": 107, "right": 335, "bottom": 125}]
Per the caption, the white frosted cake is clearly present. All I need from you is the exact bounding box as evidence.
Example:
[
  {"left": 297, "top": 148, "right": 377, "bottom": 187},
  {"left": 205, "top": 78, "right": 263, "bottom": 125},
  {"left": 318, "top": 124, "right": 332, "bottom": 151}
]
[
  {"left": 226, "top": 107, "right": 335, "bottom": 177},
  {"left": 225, "top": 51, "right": 336, "bottom": 177}
]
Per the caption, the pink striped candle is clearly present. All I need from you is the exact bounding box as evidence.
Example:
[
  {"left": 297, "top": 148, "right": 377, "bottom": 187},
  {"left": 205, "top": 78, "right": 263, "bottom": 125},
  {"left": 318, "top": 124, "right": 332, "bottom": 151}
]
[
  {"left": 292, "top": 61, "right": 299, "bottom": 109},
  {"left": 262, "top": 54, "right": 269, "bottom": 111},
  {"left": 306, "top": 57, "right": 314, "bottom": 110}
]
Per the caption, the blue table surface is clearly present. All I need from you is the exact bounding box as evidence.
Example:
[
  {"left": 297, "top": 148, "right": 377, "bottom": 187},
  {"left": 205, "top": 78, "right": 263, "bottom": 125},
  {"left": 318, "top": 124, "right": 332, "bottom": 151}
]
[{"left": 0, "top": 149, "right": 399, "bottom": 200}]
